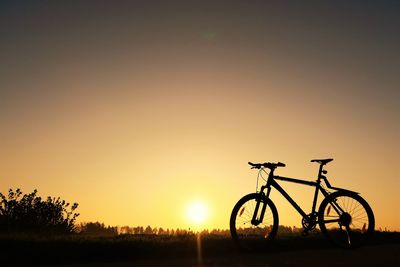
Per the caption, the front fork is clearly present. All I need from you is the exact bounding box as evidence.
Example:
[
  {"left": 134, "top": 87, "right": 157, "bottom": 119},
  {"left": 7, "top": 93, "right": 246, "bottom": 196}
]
[{"left": 251, "top": 185, "right": 271, "bottom": 226}]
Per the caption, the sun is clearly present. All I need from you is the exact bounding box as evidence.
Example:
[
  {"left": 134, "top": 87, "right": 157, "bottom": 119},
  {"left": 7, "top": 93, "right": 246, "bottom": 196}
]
[{"left": 186, "top": 201, "right": 208, "bottom": 225}]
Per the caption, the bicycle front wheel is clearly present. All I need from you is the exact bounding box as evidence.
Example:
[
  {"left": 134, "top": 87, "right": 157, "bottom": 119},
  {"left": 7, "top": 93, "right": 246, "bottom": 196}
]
[
  {"left": 230, "top": 193, "right": 278, "bottom": 249},
  {"left": 318, "top": 191, "right": 375, "bottom": 248}
]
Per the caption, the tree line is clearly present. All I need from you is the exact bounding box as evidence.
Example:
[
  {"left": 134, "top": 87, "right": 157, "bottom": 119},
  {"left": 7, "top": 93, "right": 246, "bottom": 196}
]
[
  {"left": 77, "top": 223, "right": 302, "bottom": 237},
  {"left": 0, "top": 188, "right": 316, "bottom": 237}
]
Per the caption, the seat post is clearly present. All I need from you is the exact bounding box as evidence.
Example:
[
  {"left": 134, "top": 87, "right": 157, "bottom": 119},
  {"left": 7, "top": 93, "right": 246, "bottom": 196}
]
[
  {"left": 311, "top": 162, "right": 325, "bottom": 216},
  {"left": 317, "top": 164, "right": 324, "bottom": 183}
]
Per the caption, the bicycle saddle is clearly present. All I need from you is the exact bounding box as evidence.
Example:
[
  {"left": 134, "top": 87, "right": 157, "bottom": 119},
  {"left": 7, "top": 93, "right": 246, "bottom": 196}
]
[{"left": 310, "top": 158, "right": 333, "bottom": 165}]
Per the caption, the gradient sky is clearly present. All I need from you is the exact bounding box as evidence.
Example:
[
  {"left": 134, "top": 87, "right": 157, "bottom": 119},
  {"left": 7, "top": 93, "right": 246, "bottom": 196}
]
[{"left": 1, "top": 1, "right": 399, "bottom": 231}]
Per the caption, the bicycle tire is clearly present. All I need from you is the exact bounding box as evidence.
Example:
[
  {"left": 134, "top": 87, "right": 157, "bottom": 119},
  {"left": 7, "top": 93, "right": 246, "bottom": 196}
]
[
  {"left": 318, "top": 191, "right": 375, "bottom": 248},
  {"left": 230, "top": 193, "right": 279, "bottom": 249}
]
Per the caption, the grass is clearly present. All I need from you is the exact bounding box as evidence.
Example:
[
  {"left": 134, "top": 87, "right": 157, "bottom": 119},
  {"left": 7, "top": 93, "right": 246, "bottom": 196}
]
[{"left": 1, "top": 231, "right": 399, "bottom": 265}]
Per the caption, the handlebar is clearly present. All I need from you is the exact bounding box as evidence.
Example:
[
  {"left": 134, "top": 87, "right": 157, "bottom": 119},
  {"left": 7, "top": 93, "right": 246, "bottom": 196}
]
[{"left": 248, "top": 161, "right": 286, "bottom": 169}]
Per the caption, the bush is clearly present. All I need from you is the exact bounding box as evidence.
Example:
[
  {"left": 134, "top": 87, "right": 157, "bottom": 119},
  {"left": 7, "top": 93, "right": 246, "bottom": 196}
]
[
  {"left": 0, "top": 188, "right": 79, "bottom": 234},
  {"left": 78, "top": 222, "right": 118, "bottom": 237}
]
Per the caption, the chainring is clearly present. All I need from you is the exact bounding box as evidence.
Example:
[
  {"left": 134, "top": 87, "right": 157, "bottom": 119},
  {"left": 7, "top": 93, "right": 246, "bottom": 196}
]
[{"left": 302, "top": 214, "right": 317, "bottom": 231}]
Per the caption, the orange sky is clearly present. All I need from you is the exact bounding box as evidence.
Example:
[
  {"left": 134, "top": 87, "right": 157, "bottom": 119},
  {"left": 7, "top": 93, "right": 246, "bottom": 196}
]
[{"left": 0, "top": 1, "right": 399, "bottom": 231}]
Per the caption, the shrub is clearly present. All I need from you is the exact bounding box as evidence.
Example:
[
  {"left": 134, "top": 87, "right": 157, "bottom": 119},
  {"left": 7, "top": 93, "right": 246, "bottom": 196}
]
[
  {"left": 0, "top": 188, "right": 79, "bottom": 234},
  {"left": 78, "top": 222, "right": 118, "bottom": 237}
]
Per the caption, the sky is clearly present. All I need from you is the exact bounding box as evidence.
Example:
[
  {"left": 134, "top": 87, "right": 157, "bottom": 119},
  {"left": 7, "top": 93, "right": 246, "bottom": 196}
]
[{"left": 0, "top": 1, "right": 399, "bottom": 231}]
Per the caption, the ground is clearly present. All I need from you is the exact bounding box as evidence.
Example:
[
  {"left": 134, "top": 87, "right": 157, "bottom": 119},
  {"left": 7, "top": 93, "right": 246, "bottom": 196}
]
[
  {"left": 45, "top": 243, "right": 400, "bottom": 267},
  {"left": 2, "top": 232, "right": 400, "bottom": 266}
]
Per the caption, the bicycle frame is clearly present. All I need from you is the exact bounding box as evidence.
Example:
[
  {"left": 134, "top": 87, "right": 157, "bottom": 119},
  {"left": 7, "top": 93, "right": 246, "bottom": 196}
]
[{"left": 252, "top": 166, "right": 357, "bottom": 226}]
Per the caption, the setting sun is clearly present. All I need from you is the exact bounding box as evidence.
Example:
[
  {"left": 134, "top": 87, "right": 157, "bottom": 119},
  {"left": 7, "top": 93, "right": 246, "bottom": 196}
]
[{"left": 186, "top": 201, "right": 208, "bottom": 226}]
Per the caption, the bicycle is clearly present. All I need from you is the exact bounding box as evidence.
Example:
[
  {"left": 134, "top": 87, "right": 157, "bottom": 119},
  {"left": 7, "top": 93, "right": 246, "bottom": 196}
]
[{"left": 230, "top": 158, "right": 375, "bottom": 248}]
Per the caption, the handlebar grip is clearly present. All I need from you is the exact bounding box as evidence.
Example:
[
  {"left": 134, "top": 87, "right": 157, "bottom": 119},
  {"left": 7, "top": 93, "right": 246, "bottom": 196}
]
[{"left": 248, "top": 162, "right": 261, "bottom": 169}]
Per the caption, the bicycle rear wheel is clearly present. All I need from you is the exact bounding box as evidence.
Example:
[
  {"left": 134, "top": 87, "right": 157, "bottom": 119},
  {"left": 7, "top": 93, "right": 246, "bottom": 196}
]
[
  {"left": 230, "top": 193, "right": 278, "bottom": 249},
  {"left": 318, "top": 191, "right": 375, "bottom": 248}
]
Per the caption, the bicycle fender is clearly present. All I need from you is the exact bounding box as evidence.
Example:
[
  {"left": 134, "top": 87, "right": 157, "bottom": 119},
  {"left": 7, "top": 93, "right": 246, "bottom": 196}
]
[{"left": 329, "top": 187, "right": 359, "bottom": 194}]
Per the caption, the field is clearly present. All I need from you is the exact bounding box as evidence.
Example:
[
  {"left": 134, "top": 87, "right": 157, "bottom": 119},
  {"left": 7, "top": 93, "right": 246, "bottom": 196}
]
[{"left": 2, "top": 231, "right": 400, "bottom": 266}]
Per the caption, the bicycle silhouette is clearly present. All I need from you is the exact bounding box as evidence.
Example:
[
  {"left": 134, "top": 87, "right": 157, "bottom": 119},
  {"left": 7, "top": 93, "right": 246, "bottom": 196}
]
[{"left": 230, "top": 159, "right": 375, "bottom": 248}]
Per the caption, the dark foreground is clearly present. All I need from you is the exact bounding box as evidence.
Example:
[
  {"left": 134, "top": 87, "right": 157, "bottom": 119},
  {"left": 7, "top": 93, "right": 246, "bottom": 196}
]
[
  {"left": 54, "top": 243, "right": 400, "bottom": 267},
  {"left": 2, "top": 232, "right": 400, "bottom": 266}
]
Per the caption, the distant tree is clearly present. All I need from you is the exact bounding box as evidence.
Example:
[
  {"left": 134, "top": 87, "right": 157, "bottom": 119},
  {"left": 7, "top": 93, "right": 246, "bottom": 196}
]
[
  {"left": 119, "top": 226, "right": 133, "bottom": 234},
  {"left": 210, "top": 228, "right": 221, "bottom": 235},
  {"left": 174, "top": 228, "right": 180, "bottom": 236},
  {"left": 132, "top": 226, "right": 140, "bottom": 234},
  {"left": 132, "top": 226, "right": 144, "bottom": 234},
  {"left": 144, "top": 225, "right": 153, "bottom": 235},
  {"left": 174, "top": 228, "right": 189, "bottom": 236},
  {"left": 0, "top": 188, "right": 79, "bottom": 235},
  {"left": 157, "top": 227, "right": 165, "bottom": 235},
  {"left": 79, "top": 222, "right": 118, "bottom": 236}
]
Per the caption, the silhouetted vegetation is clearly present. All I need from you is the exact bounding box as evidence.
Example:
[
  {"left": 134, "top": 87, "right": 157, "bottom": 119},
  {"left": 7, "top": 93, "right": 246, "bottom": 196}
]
[
  {"left": 78, "top": 221, "right": 118, "bottom": 236},
  {"left": 0, "top": 188, "right": 79, "bottom": 235}
]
